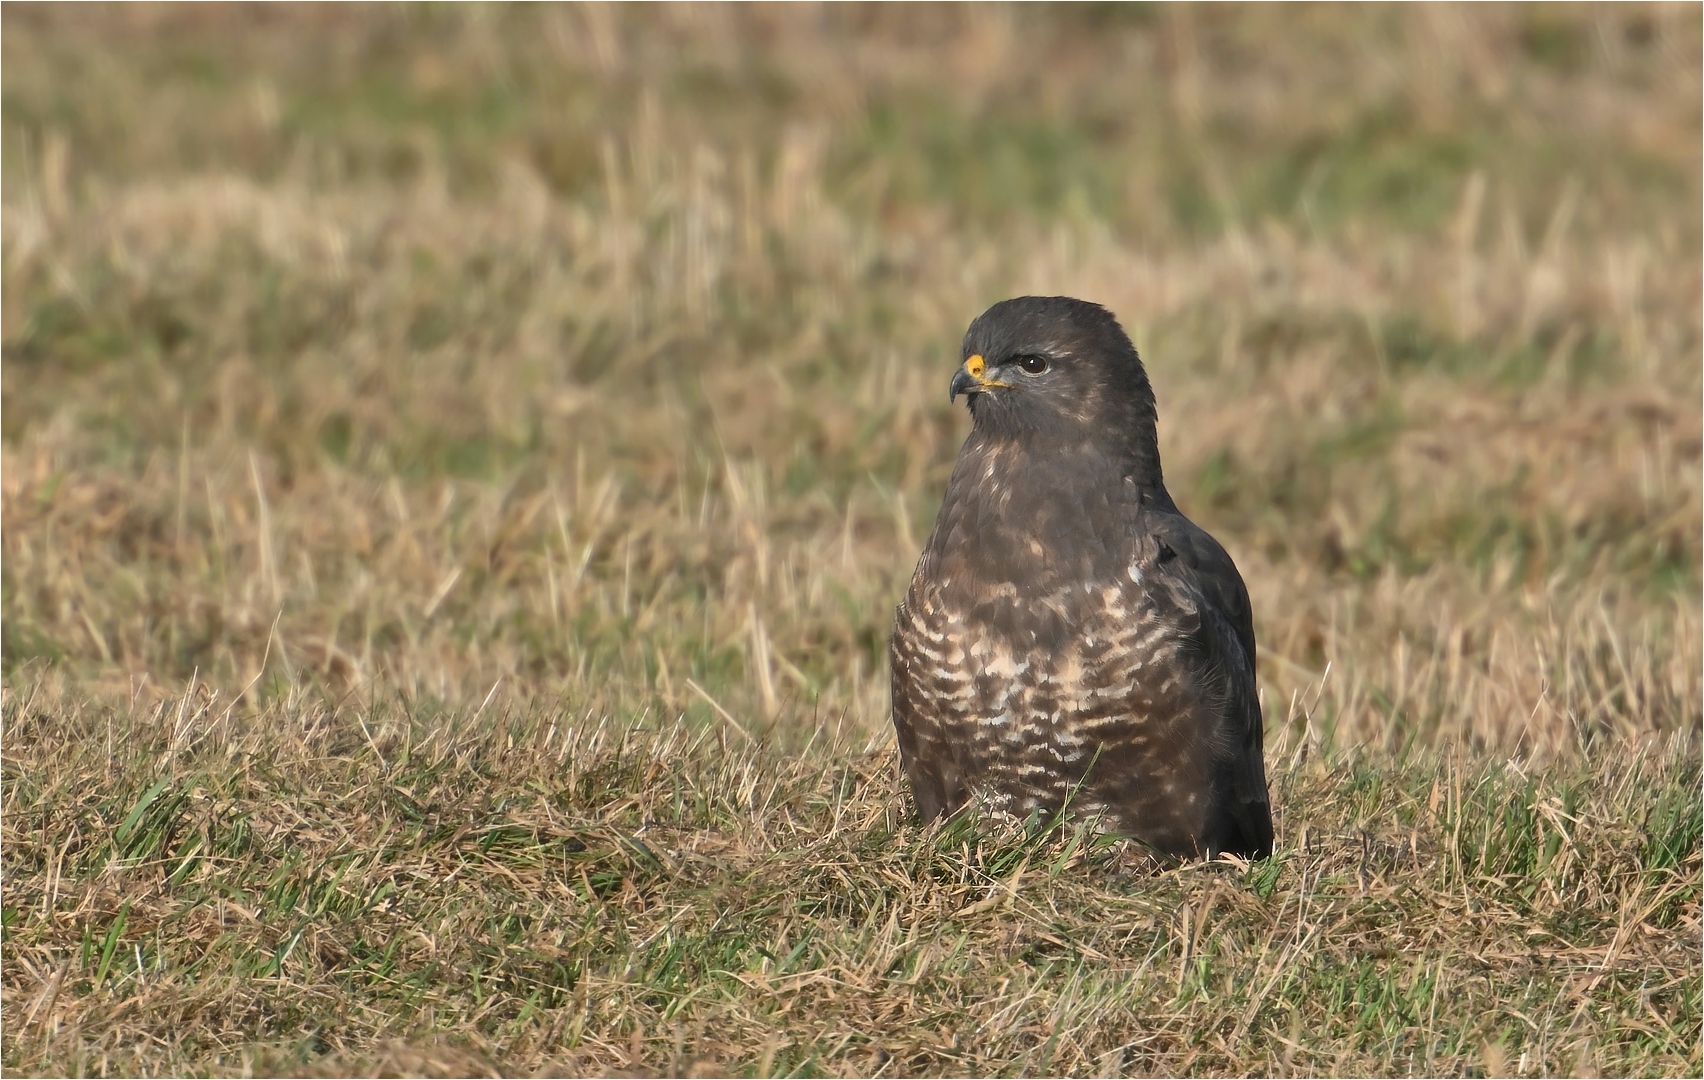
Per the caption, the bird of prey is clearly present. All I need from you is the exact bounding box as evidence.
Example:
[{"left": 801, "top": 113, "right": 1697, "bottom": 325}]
[{"left": 889, "top": 296, "right": 1273, "bottom": 859}]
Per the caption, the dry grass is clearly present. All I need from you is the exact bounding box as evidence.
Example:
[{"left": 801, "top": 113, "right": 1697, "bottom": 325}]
[
  {"left": 2, "top": 4, "right": 1700, "bottom": 1076},
  {"left": 3, "top": 692, "right": 1699, "bottom": 1077}
]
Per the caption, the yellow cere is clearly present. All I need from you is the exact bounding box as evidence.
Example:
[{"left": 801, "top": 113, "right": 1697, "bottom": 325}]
[{"left": 965, "top": 354, "right": 985, "bottom": 378}]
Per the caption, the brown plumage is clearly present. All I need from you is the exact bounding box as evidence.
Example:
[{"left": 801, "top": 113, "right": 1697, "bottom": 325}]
[{"left": 890, "top": 296, "right": 1273, "bottom": 859}]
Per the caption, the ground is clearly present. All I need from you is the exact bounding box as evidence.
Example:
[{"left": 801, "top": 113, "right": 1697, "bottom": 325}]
[{"left": 2, "top": 5, "right": 1699, "bottom": 1077}]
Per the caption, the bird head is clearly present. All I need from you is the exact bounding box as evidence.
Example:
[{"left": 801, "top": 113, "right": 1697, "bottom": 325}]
[{"left": 951, "top": 296, "right": 1159, "bottom": 447}]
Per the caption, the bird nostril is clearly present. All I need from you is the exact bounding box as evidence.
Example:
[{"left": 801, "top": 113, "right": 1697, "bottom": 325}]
[{"left": 965, "top": 354, "right": 985, "bottom": 378}]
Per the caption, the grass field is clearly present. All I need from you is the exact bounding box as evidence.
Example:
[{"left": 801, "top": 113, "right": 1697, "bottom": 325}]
[{"left": 3, "top": 5, "right": 1700, "bottom": 1076}]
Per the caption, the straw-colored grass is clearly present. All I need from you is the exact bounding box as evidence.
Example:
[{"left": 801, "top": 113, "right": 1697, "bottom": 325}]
[{"left": 3, "top": 5, "right": 1699, "bottom": 1076}]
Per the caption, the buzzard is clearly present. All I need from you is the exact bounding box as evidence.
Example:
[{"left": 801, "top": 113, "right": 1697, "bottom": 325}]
[{"left": 890, "top": 296, "right": 1273, "bottom": 859}]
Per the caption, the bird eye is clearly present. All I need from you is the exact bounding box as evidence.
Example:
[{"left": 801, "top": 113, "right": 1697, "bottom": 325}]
[{"left": 1018, "top": 355, "right": 1049, "bottom": 375}]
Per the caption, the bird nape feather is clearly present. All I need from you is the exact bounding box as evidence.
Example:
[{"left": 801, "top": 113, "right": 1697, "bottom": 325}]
[{"left": 890, "top": 296, "right": 1273, "bottom": 859}]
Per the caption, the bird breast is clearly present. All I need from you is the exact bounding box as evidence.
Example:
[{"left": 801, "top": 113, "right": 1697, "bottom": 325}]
[{"left": 897, "top": 555, "right": 1206, "bottom": 817}]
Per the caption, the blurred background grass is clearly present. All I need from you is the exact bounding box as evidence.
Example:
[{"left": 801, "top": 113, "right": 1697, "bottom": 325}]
[
  {"left": 5, "top": 3, "right": 1698, "bottom": 751},
  {"left": 1, "top": 6, "right": 1700, "bottom": 1074}
]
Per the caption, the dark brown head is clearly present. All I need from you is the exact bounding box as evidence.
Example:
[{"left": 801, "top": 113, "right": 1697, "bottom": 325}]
[{"left": 950, "top": 295, "right": 1163, "bottom": 482}]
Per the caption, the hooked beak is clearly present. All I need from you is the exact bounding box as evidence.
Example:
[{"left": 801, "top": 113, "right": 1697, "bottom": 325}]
[
  {"left": 948, "top": 367, "right": 976, "bottom": 403},
  {"left": 949, "top": 354, "right": 1007, "bottom": 403}
]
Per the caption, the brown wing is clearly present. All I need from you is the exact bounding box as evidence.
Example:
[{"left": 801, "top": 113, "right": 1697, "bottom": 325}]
[{"left": 1147, "top": 511, "right": 1273, "bottom": 858}]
